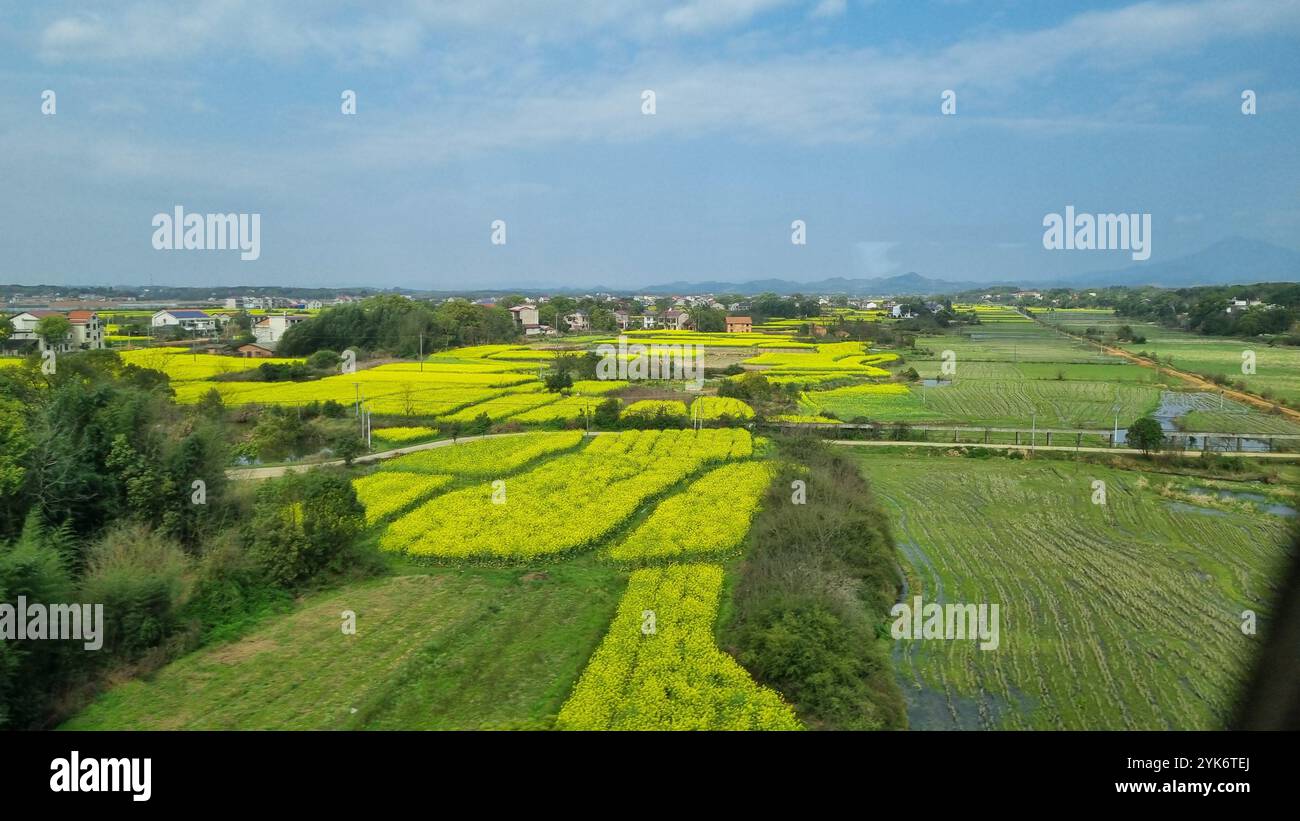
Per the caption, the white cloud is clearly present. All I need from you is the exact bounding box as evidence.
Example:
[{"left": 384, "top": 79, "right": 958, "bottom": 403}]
[
  {"left": 14, "top": 0, "right": 1300, "bottom": 185},
  {"left": 810, "top": 0, "right": 847, "bottom": 20},
  {"left": 663, "top": 0, "right": 794, "bottom": 33}
]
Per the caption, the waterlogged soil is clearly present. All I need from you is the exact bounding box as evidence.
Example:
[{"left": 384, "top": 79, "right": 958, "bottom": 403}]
[
  {"left": 883, "top": 491, "right": 977, "bottom": 730},
  {"left": 1183, "top": 487, "right": 1298, "bottom": 517},
  {"left": 1113, "top": 391, "right": 1273, "bottom": 451},
  {"left": 1165, "top": 501, "right": 1231, "bottom": 518},
  {"left": 860, "top": 450, "right": 1291, "bottom": 730}
]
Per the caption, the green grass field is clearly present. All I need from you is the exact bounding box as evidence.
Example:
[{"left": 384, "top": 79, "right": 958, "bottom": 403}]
[
  {"left": 1032, "top": 310, "right": 1300, "bottom": 404},
  {"left": 1117, "top": 328, "right": 1300, "bottom": 404},
  {"left": 851, "top": 450, "right": 1292, "bottom": 730},
  {"left": 65, "top": 559, "right": 626, "bottom": 730}
]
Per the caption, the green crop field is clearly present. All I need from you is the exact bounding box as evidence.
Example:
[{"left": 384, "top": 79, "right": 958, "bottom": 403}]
[
  {"left": 1116, "top": 328, "right": 1300, "bottom": 404},
  {"left": 850, "top": 450, "right": 1292, "bottom": 730},
  {"left": 1181, "top": 410, "right": 1300, "bottom": 434},
  {"left": 802, "top": 378, "right": 1160, "bottom": 428},
  {"left": 1031, "top": 312, "right": 1300, "bottom": 404},
  {"left": 907, "top": 320, "right": 1119, "bottom": 365},
  {"left": 798, "top": 317, "right": 1291, "bottom": 435}
]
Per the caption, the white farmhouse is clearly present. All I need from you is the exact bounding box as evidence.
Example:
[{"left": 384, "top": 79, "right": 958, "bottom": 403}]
[
  {"left": 6, "top": 310, "right": 105, "bottom": 352},
  {"left": 508, "top": 305, "right": 540, "bottom": 327},
  {"left": 151, "top": 309, "right": 218, "bottom": 333},
  {"left": 253, "top": 314, "right": 310, "bottom": 345}
]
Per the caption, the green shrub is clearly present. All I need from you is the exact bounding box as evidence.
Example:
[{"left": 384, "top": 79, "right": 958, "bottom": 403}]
[
  {"left": 593, "top": 398, "right": 621, "bottom": 429},
  {"left": 247, "top": 471, "right": 366, "bottom": 588},
  {"left": 720, "top": 439, "right": 906, "bottom": 730},
  {"left": 181, "top": 532, "right": 292, "bottom": 645},
  {"left": 79, "top": 524, "right": 191, "bottom": 659},
  {"left": 305, "top": 350, "right": 341, "bottom": 370}
]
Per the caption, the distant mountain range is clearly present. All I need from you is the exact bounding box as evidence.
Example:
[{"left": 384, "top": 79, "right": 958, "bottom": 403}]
[
  {"left": 637, "top": 272, "right": 993, "bottom": 297},
  {"left": 1058, "top": 236, "right": 1300, "bottom": 288},
  {"left": 9, "top": 238, "right": 1299, "bottom": 300},
  {"left": 634, "top": 237, "right": 1300, "bottom": 296}
]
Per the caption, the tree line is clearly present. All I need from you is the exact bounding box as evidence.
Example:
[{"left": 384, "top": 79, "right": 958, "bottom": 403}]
[{"left": 0, "top": 351, "right": 375, "bottom": 728}]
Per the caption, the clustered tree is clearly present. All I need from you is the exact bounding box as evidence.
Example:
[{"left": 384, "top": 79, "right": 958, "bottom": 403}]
[
  {"left": 1112, "top": 284, "right": 1300, "bottom": 339},
  {"left": 277, "top": 295, "right": 517, "bottom": 357},
  {"left": 0, "top": 351, "right": 373, "bottom": 728}
]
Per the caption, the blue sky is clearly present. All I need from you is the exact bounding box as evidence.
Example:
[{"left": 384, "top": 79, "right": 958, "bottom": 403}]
[{"left": 0, "top": 0, "right": 1297, "bottom": 290}]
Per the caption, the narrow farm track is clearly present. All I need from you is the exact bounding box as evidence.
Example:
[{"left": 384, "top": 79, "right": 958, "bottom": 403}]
[{"left": 226, "top": 431, "right": 602, "bottom": 480}]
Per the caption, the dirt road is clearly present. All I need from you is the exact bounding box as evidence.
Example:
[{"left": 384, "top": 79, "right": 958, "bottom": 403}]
[{"left": 225, "top": 431, "right": 582, "bottom": 480}]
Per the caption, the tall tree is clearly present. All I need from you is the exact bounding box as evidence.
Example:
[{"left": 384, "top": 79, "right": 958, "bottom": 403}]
[{"left": 35, "top": 315, "right": 71, "bottom": 349}]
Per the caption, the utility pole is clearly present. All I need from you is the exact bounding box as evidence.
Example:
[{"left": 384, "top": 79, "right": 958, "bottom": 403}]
[
  {"left": 419, "top": 332, "right": 424, "bottom": 372},
  {"left": 1031, "top": 412, "right": 1036, "bottom": 453}
]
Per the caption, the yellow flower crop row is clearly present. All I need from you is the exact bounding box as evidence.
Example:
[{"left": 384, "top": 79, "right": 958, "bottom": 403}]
[
  {"left": 860, "top": 352, "right": 899, "bottom": 365},
  {"left": 435, "top": 390, "right": 561, "bottom": 422},
  {"left": 380, "top": 431, "right": 585, "bottom": 478},
  {"left": 569, "top": 380, "right": 627, "bottom": 395},
  {"left": 371, "top": 426, "right": 437, "bottom": 444},
  {"left": 119, "top": 348, "right": 303, "bottom": 381},
  {"left": 444, "top": 344, "right": 530, "bottom": 359},
  {"left": 744, "top": 341, "right": 892, "bottom": 373},
  {"left": 485, "top": 349, "right": 558, "bottom": 361},
  {"left": 691, "top": 396, "right": 754, "bottom": 420},
  {"left": 352, "top": 471, "right": 453, "bottom": 524},
  {"left": 771, "top": 413, "right": 840, "bottom": 424},
  {"left": 348, "top": 365, "right": 536, "bottom": 387},
  {"left": 510, "top": 396, "right": 604, "bottom": 423},
  {"left": 172, "top": 378, "right": 511, "bottom": 416},
  {"left": 817, "top": 382, "right": 911, "bottom": 396},
  {"left": 556, "top": 563, "right": 801, "bottom": 730},
  {"left": 609, "top": 462, "right": 772, "bottom": 561},
  {"left": 380, "top": 429, "right": 752, "bottom": 559},
  {"left": 376, "top": 361, "right": 529, "bottom": 374},
  {"left": 622, "top": 399, "right": 689, "bottom": 418},
  {"left": 757, "top": 372, "right": 854, "bottom": 386},
  {"left": 797, "top": 381, "right": 926, "bottom": 420}
]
